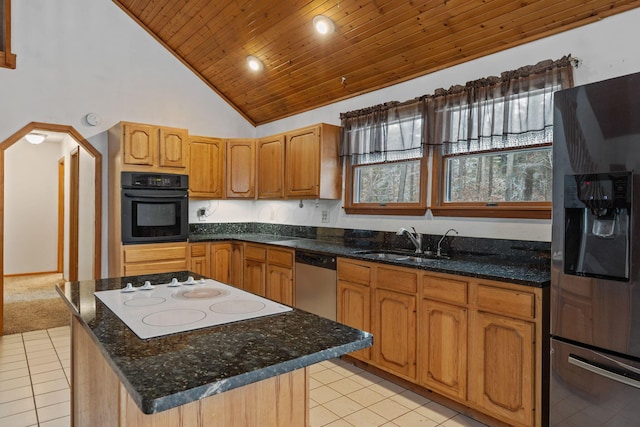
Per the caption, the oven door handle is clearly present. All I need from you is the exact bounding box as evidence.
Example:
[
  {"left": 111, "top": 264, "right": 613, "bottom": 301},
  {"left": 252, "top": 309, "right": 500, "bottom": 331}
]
[
  {"left": 123, "top": 192, "right": 187, "bottom": 199},
  {"left": 568, "top": 354, "right": 640, "bottom": 389}
]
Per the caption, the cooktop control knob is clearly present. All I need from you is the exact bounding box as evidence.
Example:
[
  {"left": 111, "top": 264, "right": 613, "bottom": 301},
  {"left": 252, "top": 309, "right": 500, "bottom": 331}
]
[
  {"left": 121, "top": 283, "right": 135, "bottom": 293},
  {"left": 168, "top": 278, "right": 180, "bottom": 287},
  {"left": 184, "top": 276, "right": 196, "bottom": 285},
  {"left": 140, "top": 281, "right": 154, "bottom": 291}
]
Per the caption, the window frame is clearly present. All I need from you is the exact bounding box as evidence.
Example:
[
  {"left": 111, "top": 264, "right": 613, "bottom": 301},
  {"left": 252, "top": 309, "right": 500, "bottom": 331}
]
[
  {"left": 0, "top": 0, "right": 16, "bottom": 69},
  {"left": 430, "top": 143, "right": 552, "bottom": 219},
  {"left": 344, "top": 154, "right": 429, "bottom": 215}
]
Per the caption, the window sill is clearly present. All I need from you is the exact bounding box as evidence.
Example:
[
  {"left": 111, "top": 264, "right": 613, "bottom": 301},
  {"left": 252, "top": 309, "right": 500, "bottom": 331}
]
[
  {"left": 0, "top": 51, "right": 16, "bottom": 69},
  {"left": 344, "top": 205, "right": 428, "bottom": 216},
  {"left": 430, "top": 205, "right": 551, "bottom": 219}
]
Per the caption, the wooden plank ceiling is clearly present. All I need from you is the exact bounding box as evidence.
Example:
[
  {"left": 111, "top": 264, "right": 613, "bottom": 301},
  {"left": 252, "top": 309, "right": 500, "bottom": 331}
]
[{"left": 114, "top": 0, "right": 640, "bottom": 126}]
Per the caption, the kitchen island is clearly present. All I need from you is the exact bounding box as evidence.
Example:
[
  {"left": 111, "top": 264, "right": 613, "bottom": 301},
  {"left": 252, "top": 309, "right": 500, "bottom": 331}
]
[{"left": 57, "top": 271, "right": 372, "bottom": 427}]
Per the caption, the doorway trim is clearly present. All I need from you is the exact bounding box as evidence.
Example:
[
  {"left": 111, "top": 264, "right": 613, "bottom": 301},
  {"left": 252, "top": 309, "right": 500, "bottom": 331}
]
[
  {"left": 58, "top": 157, "right": 65, "bottom": 273},
  {"left": 0, "top": 122, "right": 102, "bottom": 334}
]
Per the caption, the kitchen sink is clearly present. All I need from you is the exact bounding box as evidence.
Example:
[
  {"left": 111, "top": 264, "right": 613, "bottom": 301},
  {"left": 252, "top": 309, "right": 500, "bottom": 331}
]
[{"left": 353, "top": 250, "right": 446, "bottom": 263}]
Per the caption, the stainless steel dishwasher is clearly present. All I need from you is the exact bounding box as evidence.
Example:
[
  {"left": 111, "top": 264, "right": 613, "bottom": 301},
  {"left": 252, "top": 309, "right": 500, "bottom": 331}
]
[{"left": 295, "top": 250, "right": 337, "bottom": 321}]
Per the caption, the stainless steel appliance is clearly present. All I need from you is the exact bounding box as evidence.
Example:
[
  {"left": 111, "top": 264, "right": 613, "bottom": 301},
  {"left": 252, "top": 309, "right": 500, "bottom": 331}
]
[
  {"left": 121, "top": 172, "right": 189, "bottom": 244},
  {"left": 294, "top": 250, "right": 337, "bottom": 321},
  {"left": 551, "top": 72, "right": 640, "bottom": 426}
]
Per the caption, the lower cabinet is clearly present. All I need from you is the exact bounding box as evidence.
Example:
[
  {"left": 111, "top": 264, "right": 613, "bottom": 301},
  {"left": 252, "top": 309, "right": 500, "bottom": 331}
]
[
  {"left": 188, "top": 242, "right": 232, "bottom": 283},
  {"left": 243, "top": 243, "right": 294, "bottom": 304},
  {"left": 337, "top": 257, "right": 544, "bottom": 427},
  {"left": 229, "top": 243, "right": 244, "bottom": 288},
  {"left": 419, "top": 299, "right": 467, "bottom": 401}
]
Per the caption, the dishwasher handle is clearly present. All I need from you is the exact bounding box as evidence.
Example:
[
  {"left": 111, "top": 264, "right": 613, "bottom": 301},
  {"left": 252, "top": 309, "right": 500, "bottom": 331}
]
[{"left": 295, "top": 251, "right": 336, "bottom": 270}]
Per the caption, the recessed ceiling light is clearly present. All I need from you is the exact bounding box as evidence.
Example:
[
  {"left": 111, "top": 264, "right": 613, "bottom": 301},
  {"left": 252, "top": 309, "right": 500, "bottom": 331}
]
[
  {"left": 25, "top": 132, "right": 46, "bottom": 144},
  {"left": 246, "top": 55, "right": 264, "bottom": 72},
  {"left": 313, "top": 15, "right": 335, "bottom": 35}
]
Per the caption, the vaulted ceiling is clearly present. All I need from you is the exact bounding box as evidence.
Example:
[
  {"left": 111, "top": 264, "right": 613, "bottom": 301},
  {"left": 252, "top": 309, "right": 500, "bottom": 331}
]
[{"left": 113, "top": 0, "right": 639, "bottom": 126}]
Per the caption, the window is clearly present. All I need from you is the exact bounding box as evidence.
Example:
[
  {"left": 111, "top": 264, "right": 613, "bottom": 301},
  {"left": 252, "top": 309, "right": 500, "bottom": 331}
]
[
  {"left": 0, "top": 0, "right": 16, "bottom": 69},
  {"left": 340, "top": 56, "right": 573, "bottom": 218},
  {"left": 341, "top": 102, "right": 428, "bottom": 215},
  {"left": 428, "top": 57, "right": 574, "bottom": 218}
]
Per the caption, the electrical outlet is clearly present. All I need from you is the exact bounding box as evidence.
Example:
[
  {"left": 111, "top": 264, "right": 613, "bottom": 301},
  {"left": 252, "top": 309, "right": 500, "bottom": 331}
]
[
  {"left": 321, "top": 210, "right": 329, "bottom": 223},
  {"left": 197, "top": 208, "right": 206, "bottom": 217}
]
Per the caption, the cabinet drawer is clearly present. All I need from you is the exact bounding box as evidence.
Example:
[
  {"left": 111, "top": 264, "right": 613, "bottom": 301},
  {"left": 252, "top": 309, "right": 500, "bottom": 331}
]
[
  {"left": 268, "top": 248, "right": 293, "bottom": 267},
  {"left": 123, "top": 244, "right": 187, "bottom": 263},
  {"left": 377, "top": 267, "right": 417, "bottom": 294},
  {"left": 123, "top": 260, "right": 187, "bottom": 276},
  {"left": 189, "top": 243, "right": 208, "bottom": 258},
  {"left": 244, "top": 244, "right": 267, "bottom": 261},
  {"left": 422, "top": 275, "right": 468, "bottom": 305},
  {"left": 337, "top": 259, "right": 371, "bottom": 286},
  {"left": 476, "top": 284, "right": 535, "bottom": 319}
]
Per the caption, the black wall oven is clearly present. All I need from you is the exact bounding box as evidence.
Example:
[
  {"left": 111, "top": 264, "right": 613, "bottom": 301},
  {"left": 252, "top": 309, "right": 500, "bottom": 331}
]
[{"left": 121, "top": 172, "right": 188, "bottom": 244}]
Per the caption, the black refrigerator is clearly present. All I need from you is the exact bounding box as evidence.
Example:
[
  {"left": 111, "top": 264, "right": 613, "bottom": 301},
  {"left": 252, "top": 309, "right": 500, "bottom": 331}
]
[{"left": 551, "top": 72, "right": 640, "bottom": 426}]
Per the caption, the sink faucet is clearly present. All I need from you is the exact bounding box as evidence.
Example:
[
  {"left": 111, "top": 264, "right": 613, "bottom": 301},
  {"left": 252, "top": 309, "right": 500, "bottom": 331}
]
[
  {"left": 397, "top": 227, "right": 422, "bottom": 253},
  {"left": 437, "top": 228, "right": 459, "bottom": 257}
]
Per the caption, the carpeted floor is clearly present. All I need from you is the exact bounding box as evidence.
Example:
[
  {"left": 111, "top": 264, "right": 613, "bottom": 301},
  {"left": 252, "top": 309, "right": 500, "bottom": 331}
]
[{"left": 3, "top": 273, "right": 70, "bottom": 335}]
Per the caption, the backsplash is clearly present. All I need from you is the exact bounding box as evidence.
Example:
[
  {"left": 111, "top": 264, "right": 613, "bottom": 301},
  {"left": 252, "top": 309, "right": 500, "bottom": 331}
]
[{"left": 190, "top": 222, "right": 551, "bottom": 269}]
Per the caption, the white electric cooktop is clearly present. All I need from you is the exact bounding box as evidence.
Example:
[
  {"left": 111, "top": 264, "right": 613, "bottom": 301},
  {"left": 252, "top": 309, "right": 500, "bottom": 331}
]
[{"left": 94, "top": 277, "right": 292, "bottom": 339}]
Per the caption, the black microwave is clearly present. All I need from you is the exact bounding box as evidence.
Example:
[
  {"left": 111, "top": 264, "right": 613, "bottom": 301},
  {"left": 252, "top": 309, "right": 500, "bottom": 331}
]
[{"left": 121, "top": 172, "right": 189, "bottom": 244}]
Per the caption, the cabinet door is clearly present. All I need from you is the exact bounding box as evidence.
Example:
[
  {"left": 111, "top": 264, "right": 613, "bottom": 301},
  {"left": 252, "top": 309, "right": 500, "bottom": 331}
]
[
  {"left": 257, "top": 135, "right": 285, "bottom": 199},
  {"left": 266, "top": 264, "right": 293, "bottom": 305},
  {"left": 244, "top": 259, "right": 266, "bottom": 297},
  {"left": 189, "top": 137, "right": 225, "bottom": 198},
  {"left": 285, "top": 126, "right": 320, "bottom": 198},
  {"left": 188, "top": 243, "right": 209, "bottom": 277},
  {"left": 373, "top": 288, "right": 417, "bottom": 380},
  {"left": 158, "top": 127, "right": 187, "bottom": 169},
  {"left": 123, "top": 123, "right": 155, "bottom": 166},
  {"left": 419, "top": 299, "right": 467, "bottom": 401},
  {"left": 226, "top": 139, "right": 256, "bottom": 198},
  {"left": 230, "top": 243, "right": 244, "bottom": 288},
  {"left": 337, "top": 281, "right": 371, "bottom": 361},
  {"left": 211, "top": 243, "right": 231, "bottom": 284},
  {"left": 469, "top": 311, "right": 535, "bottom": 427}
]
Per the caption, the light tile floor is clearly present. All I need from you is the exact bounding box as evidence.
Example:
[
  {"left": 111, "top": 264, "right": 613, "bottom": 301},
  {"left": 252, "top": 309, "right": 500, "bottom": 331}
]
[
  {"left": 0, "top": 326, "right": 70, "bottom": 427},
  {"left": 1, "top": 327, "right": 487, "bottom": 427},
  {"left": 309, "top": 359, "right": 488, "bottom": 427}
]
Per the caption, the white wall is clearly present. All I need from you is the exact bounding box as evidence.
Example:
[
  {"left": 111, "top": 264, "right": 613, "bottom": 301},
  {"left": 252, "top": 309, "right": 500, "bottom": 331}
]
[
  {"left": 191, "top": 8, "right": 640, "bottom": 242},
  {"left": 4, "top": 140, "right": 60, "bottom": 274},
  {"left": 0, "top": 0, "right": 254, "bottom": 277}
]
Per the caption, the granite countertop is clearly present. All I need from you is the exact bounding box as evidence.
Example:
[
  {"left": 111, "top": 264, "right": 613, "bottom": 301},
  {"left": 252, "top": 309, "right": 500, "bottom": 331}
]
[
  {"left": 190, "top": 233, "right": 551, "bottom": 287},
  {"left": 57, "top": 271, "right": 372, "bottom": 414}
]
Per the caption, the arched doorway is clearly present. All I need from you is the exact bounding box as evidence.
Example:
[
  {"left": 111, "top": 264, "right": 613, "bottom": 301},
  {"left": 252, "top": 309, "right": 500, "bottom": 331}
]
[{"left": 0, "top": 122, "right": 102, "bottom": 334}]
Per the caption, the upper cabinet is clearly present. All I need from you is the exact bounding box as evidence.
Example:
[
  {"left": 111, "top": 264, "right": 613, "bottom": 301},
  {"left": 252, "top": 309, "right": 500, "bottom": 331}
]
[
  {"left": 257, "top": 135, "right": 285, "bottom": 199},
  {"left": 226, "top": 139, "right": 256, "bottom": 198},
  {"left": 110, "top": 121, "right": 188, "bottom": 174},
  {"left": 285, "top": 124, "right": 341, "bottom": 199},
  {"left": 189, "top": 136, "right": 225, "bottom": 199}
]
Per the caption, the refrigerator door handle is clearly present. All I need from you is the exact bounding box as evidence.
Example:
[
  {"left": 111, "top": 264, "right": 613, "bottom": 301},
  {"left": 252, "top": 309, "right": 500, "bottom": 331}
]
[{"left": 568, "top": 354, "right": 640, "bottom": 389}]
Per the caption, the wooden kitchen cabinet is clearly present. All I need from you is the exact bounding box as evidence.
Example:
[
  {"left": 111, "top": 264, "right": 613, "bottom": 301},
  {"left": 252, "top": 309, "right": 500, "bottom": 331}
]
[
  {"left": 211, "top": 243, "right": 232, "bottom": 283},
  {"left": 188, "top": 243, "right": 209, "bottom": 277},
  {"left": 112, "top": 121, "right": 188, "bottom": 173},
  {"left": 243, "top": 244, "right": 294, "bottom": 304},
  {"left": 189, "top": 136, "right": 225, "bottom": 198},
  {"left": 121, "top": 242, "right": 188, "bottom": 277},
  {"left": 244, "top": 244, "right": 267, "bottom": 296},
  {"left": 468, "top": 281, "right": 539, "bottom": 427},
  {"left": 257, "top": 135, "right": 285, "bottom": 199},
  {"left": 284, "top": 124, "right": 341, "bottom": 199},
  {"left": 226, "top": 139, "right": 256, "bottom": 198},
  {"left": 336, "top": 257, "right": 544, "bottom": 427},
  {"left": 230, "top": 242, "right": 244, "bottom": 288},
  {"left": 266, "top": 247, "right": 294, "bottom": 305},
  {"left": 337, "top": 259, "right": 372, "bottom": 361},
  {"left": 419, "top": 274, "right": 468, "bottom": 401},
  {"left": 372, "top": 266, "right": 418, "bottom": 381}
]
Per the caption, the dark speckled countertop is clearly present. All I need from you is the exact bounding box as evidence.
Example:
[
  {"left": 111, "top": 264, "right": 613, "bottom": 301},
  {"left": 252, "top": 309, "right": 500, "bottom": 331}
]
[
  {"left": 189, "top": 233, "right": 551, "bottom": 287},
  {"left": 56, "top": 271, "right": 372, "bottom": 414}
]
